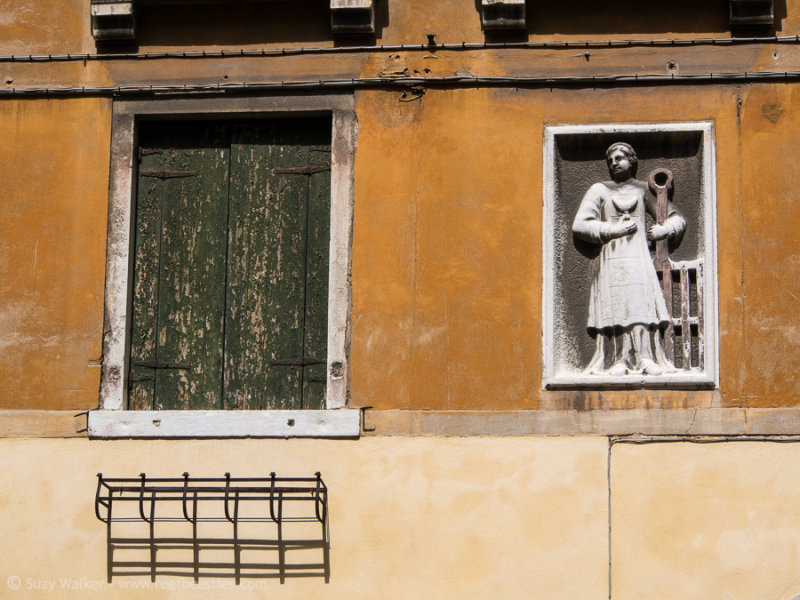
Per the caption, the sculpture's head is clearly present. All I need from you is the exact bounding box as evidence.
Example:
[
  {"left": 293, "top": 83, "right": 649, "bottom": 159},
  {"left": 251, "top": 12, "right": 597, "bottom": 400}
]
[{"left": 605, "top": 142, "right": 638, "bottom": 181}]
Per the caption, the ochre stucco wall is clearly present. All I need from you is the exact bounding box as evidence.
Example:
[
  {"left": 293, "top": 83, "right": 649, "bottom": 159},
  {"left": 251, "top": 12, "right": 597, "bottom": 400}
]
[
  {"left": 0, "top": 98, "right": 110, "bottom": 410},
  {"left": 736, "top": 84, "right": 800, "bottom": 405},
  {"left": 0, "top": 0, "right": 92, "bottom": 56},
  {"left": 350, "top": 83, "right": 800, "bottom": 410},
  {"left": 1, "top": 86, "right": 799, "bottom": 411},
  {"left": 0, "top": 437, "right": 608, "bottom": 599},
  {"left": 1, "top": 1, "right": 799, "bottom": 414}
]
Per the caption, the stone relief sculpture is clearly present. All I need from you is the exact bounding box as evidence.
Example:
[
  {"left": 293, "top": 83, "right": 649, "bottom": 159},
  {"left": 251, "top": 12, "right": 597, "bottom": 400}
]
[
  {"left": 543, "top": 123, "right": 717, "bottom": 388},
  {"left": 571, "top": 142, "right": 686, "bottom": 376}
]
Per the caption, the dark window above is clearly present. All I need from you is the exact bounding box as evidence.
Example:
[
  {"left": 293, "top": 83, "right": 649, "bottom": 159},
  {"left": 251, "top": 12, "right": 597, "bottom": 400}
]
[{"left": 90, "top": 0, "right": 376, "bottom": 41}]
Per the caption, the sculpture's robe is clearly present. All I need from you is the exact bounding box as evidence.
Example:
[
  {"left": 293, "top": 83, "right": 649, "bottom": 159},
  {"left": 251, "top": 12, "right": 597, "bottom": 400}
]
[{"left": 572, "top": 179, "right": 685, "bottom": 332}]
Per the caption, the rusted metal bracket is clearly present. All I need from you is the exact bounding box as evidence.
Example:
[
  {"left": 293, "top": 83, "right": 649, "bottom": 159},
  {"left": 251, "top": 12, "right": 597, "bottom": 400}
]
[
  {"left": 399, "top": 86, "right": 425, "bottom": 102},
  {"left": 128, "top": 361, "right": 191, "bottom": 390},
  {"left": 359, "top": 406, "right": 375, "bottom": 432}
]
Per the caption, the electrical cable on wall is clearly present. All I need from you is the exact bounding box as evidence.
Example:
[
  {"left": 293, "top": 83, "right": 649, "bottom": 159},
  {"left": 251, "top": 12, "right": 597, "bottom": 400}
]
[{"left": 1, "top": 71, "right": 799, "bottom": 97}]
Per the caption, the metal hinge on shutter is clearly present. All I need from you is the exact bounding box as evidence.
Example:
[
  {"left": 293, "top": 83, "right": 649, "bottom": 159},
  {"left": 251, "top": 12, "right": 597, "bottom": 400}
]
[
  {"left": 269, "top": 357, "right": 325, "bottom": 367},
  {"left": 269, "top": 358, "right": 327, "bottom": 385},
  {"left": 128, "top": 361, "right": 192, "bottom": 390},
  {"left": 139, "top": 170, "right": 200, "bottom": 179},
  {"left": 133, "top": 360, "right": 192, "bottom": 370},
  {"left": 273, "top": 165, "right": 330, "bottom": 175}
]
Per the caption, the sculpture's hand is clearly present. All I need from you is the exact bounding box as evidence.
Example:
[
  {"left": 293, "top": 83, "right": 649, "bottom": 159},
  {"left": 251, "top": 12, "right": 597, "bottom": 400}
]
[
  {"left": 648, "top": 223, "right": 671, "bottom": 241},
  {"left": 605, "top": 220, "right": 637, "bottom": 241}
]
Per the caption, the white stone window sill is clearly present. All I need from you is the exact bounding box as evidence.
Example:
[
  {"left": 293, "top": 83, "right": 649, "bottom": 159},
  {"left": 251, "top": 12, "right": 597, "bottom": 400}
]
[{"left": 88, "top": 409, "right": 361, "bottom": 439}]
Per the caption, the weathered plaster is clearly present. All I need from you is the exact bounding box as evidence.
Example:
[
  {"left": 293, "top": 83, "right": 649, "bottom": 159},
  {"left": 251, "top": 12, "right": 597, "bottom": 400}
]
[
  {"left": 0, "top": 0, "right": 94, "bottom": 55},
  {"left": 351, "top": 87, "right": 742, "bottom": 411},
  {"left": 0, "top": 98, "right": 110, "bottom": 410}
]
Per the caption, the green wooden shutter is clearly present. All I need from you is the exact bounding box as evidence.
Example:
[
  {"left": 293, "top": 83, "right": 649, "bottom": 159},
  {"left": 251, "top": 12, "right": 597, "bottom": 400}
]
[
  {"left": 224, "top": 120, "right": 331, "bottom": 410},
  {"left": 130, "top": 122, "right": 230, "bottom": 410},
  {"left": 129, "top": 118, "right": 331, "bottom": 411}
]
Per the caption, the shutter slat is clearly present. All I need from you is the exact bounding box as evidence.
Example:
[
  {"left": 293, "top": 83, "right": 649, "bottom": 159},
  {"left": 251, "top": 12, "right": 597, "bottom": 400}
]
[{"left": 302, "top": 142, "right": 332, "bottom": 410}]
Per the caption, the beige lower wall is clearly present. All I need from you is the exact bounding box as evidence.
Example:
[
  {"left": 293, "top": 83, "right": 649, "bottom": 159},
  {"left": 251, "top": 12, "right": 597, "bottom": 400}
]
[
  {"left": 5, "top": 436, "right": 800, "bottom": 599},
  {"left": 0, "top": 437, "right": 608, "bottom": 599},
  {"left": 612, "top": 441, "right": 800, "bottom": 600}
]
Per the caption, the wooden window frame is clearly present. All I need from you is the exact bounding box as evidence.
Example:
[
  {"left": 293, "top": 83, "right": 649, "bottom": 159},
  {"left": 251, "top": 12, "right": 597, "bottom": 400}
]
[{"left": 89, "top": 95, "right": 359, "bottom": 438}]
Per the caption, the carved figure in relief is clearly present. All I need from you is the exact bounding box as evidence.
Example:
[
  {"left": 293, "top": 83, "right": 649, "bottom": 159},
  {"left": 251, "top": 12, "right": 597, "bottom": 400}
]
[{"left": 572, "top": 142, "right": 686, "bottom": 376}]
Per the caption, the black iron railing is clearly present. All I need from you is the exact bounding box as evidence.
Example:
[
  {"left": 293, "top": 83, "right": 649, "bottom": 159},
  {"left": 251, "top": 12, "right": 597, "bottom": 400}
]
[{"left": 94, "top": 472, "right": 329, "bottom": 584}]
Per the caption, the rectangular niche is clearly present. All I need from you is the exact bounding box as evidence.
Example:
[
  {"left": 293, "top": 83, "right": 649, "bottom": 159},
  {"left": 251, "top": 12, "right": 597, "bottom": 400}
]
[{"left": 543, "top": 123, "right": 718, "bottom": 389}]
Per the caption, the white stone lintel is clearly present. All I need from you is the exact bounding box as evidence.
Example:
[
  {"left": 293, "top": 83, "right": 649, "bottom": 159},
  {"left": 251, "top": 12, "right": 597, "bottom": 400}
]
[
  {"left": 330, "top": 0, "right": 375, "bottom": 34},
  {"left": 480, "top": 0, "right": 526, "bottom": 31},
  {"left": 91, "top": 3, "right": 134, "bottom": 17},
  {"left": 88, "top": 409, "right": 361, "bottom": 438},
  {"left": 331, "top": 0, "right": 373, "bottom": 9},
  {"left": 91, "top": 0, "right": 135, "bottom": 41}
]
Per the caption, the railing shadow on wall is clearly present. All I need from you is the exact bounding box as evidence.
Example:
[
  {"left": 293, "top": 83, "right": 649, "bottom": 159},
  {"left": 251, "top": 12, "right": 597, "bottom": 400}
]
[{"left": 94, "top": 473, "right": 330, "bottom": 584}]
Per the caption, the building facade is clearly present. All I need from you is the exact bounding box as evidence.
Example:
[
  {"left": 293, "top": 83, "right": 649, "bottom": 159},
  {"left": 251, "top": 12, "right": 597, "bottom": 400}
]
[{"left": 2, "top": 0, "right": 800, "bottom": 597}]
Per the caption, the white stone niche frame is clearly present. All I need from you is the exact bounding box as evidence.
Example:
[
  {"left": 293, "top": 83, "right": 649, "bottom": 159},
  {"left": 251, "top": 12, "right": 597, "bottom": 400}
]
[
  {"left": 543, "top": 122, "right": 719, "bottom": 389},
  {"left": 90, "top": 95, "right": 360, "bottom": 438}
]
